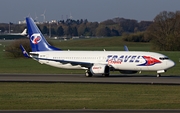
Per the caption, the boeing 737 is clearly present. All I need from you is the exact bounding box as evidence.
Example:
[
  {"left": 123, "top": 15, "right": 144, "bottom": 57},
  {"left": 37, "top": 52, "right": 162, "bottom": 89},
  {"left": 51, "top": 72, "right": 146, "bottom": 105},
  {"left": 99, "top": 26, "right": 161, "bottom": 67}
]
[{"left": 22, "top": 17, "right": 175, "bottom": 77}]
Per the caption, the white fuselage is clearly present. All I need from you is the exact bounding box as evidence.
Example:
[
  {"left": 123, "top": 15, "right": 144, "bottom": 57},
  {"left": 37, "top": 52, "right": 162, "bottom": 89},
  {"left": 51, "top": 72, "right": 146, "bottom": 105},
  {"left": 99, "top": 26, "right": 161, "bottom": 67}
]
[{"left": 30, "top": 51, "right": 175, "bottom": 72}]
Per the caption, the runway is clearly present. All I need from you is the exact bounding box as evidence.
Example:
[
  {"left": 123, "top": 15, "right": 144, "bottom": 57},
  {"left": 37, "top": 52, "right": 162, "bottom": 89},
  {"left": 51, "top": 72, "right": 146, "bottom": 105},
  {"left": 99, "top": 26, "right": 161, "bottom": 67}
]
[{"left": 0, "top": 73, "right": 180, "bottom": 85}]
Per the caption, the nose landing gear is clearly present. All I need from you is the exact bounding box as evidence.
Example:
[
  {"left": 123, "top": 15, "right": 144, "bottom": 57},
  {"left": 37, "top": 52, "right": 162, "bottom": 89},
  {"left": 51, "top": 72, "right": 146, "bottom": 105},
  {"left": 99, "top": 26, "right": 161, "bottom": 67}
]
[{"left": 157, "top": 73, "right": 161, "bottom": 77}]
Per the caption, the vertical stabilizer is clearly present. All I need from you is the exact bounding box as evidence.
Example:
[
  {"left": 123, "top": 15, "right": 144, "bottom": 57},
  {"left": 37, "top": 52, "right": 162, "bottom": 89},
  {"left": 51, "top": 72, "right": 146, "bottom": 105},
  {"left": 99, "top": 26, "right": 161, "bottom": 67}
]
[
  {"left": 21, "top": 29, "right": 27, "bottom": 36},
  {"left": 26, "top": 17, "right": 61, "bottom": 52}
]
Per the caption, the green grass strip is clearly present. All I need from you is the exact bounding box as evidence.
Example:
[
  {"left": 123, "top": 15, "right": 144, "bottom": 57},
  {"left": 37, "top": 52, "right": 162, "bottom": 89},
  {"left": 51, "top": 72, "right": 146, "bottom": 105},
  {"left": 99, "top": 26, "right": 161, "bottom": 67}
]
[{"left": 0, "top": 83, "right": 180, "bottom": 110}]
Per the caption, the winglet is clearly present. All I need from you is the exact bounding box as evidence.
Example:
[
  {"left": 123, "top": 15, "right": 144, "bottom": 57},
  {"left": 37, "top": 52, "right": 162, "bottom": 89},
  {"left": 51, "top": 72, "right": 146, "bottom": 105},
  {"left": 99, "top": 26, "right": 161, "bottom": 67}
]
[
  {"left": 20, "top": 45, "right": 30, "bottom": 58},
  {"left": 124, "top": 45, "right": 129, "bottom": 51}
]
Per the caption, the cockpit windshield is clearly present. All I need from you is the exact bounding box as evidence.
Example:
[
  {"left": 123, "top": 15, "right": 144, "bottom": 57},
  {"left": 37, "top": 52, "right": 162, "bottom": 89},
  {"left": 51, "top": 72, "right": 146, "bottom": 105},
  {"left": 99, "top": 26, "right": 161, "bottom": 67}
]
[{"left": 159, "top": 57, "right": 169, "bottom": 60}]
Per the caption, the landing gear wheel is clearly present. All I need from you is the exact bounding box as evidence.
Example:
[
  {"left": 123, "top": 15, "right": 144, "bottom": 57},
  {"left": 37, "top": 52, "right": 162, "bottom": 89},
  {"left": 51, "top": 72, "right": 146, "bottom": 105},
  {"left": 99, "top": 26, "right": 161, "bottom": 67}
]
[
  {"left": 85, "top": 70, "right": 93, "bottom": 77},
  {"left": 102, "top": 66, "right": 110, "bottom": 77},
  {"left": 157, "top": 73, "right": 161, "bottom": 77}
]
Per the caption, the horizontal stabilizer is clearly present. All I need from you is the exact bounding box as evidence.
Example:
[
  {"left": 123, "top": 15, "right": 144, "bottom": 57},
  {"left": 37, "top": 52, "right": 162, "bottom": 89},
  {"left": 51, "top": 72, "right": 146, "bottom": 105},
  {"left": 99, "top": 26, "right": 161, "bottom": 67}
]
[{"left": 20, "top": 45, "right": 30, "bottom": 58}]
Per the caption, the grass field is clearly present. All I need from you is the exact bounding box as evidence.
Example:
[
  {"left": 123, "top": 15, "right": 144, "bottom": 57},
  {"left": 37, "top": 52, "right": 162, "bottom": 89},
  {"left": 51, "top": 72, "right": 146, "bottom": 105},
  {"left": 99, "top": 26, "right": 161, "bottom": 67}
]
[
  {"left": 0, "top": 37, "right": 180, "bottom": 110},
  {"left": 0, "top": 83, "right": 180, "bottom": 110}
]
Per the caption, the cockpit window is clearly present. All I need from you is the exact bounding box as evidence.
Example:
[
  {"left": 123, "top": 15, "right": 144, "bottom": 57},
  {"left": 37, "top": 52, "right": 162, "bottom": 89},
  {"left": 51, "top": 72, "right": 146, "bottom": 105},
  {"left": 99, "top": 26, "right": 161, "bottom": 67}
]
[{"left": 159, "top": 57, "right": 169, "bottom": 60}]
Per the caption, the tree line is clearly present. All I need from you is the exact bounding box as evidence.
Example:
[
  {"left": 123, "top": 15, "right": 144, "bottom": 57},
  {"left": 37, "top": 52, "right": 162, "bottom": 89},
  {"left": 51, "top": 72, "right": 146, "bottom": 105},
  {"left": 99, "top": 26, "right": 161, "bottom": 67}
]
[
  {"left": 120, "top": 11, "right": 180, "bottom": 51},
  {"left": 40, "top": 18, "right": 152, "bottom": 37},
  {"left": 3, "top": 10, "right": 180, "bottom": 52},
  {"left": 0, "top": 17, "right": 152, "bottom": 37}
]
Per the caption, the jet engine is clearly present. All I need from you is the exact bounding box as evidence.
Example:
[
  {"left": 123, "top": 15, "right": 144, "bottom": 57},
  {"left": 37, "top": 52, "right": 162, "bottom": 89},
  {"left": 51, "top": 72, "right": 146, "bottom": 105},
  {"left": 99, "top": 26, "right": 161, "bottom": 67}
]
[{"left": 90, "top": 64, "right": 109, "bottom": 76}]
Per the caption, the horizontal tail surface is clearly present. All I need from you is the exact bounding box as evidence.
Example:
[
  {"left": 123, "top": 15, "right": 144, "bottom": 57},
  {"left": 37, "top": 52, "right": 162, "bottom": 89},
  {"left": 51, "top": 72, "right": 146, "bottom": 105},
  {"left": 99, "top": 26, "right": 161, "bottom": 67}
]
[
  {"left": 26, "top": 17, "right": 61, "bottom": 52},
  {"left": 20, "top": 45, "right": 30, "bottom": 58}
]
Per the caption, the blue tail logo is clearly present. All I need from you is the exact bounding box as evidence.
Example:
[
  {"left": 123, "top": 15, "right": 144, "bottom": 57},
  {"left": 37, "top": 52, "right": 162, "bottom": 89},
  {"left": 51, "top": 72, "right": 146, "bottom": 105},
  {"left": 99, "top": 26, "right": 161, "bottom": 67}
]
[
  {"left": 26, "top": 17, "right": 61, "bottom": 52},
  {"left": 30, "top": 33, "right": 42, "bottom": 44}
]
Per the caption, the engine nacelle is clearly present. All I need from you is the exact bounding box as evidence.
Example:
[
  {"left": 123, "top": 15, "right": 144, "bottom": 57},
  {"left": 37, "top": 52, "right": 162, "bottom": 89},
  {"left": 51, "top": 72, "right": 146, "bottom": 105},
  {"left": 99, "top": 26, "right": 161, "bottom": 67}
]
[
  {"left": 90, "top": 64, "right": 109, "bottom": 75},
  {"left": 119, "top": 70, "right": 138, "bottom": 74}
]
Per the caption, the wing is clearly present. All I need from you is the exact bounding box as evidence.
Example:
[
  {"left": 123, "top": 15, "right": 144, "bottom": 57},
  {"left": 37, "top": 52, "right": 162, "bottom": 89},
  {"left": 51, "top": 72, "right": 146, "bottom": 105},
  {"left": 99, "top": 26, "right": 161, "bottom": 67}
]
[{"left": 37, "top": 57, "right": 93, "bottom": 68}]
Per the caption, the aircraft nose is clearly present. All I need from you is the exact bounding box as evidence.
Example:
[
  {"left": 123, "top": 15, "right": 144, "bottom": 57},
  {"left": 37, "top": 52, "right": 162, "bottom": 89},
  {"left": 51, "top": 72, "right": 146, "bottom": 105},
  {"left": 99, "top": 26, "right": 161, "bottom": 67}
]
[{"left": 168, "top": 60, "right": 175, "bottom": 68}]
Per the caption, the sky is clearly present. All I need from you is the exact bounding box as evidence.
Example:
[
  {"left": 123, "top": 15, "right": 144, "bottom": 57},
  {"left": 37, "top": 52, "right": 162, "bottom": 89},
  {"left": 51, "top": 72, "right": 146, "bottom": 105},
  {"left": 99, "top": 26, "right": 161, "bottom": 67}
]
[{"left": 0, "top": 0, "right": 180, "bottom": 23}]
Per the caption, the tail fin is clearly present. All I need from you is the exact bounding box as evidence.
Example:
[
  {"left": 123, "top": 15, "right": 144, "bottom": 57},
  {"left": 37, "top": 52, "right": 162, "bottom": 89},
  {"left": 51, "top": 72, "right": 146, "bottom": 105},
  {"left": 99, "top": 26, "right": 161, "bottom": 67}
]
[
  {"left": 21, "top": 29, "right": 27, "bottom": 36},
  {"left": 26, "top": 17, "right": 61, "bottom": 52}
]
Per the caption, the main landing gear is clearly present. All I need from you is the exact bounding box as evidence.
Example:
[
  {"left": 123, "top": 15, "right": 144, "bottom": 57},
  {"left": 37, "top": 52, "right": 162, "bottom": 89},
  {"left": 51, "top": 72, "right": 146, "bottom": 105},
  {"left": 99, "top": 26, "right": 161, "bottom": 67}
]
[
  {"left": 85, "top": 70, "right": 110, "bottom": 77},
  {"left": 85, "top": 70, "right": 93, "bottom": 77}
]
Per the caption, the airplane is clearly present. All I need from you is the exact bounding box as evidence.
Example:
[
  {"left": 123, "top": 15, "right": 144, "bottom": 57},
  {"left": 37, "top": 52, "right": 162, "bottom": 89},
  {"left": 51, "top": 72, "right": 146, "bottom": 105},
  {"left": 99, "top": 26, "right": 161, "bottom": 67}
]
[
  {"left": 3, "top": 29, "right": 27, "bottom": 36},
  {"left": 22, "top": 17, "right": 175, "bottom": 77}
]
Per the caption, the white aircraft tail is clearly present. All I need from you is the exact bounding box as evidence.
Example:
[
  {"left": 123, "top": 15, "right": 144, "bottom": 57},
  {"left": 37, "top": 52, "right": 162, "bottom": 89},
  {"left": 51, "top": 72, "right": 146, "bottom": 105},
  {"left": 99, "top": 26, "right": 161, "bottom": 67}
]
[{"left": 21, "top": 29, "right": 27, "bottom": 36}]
